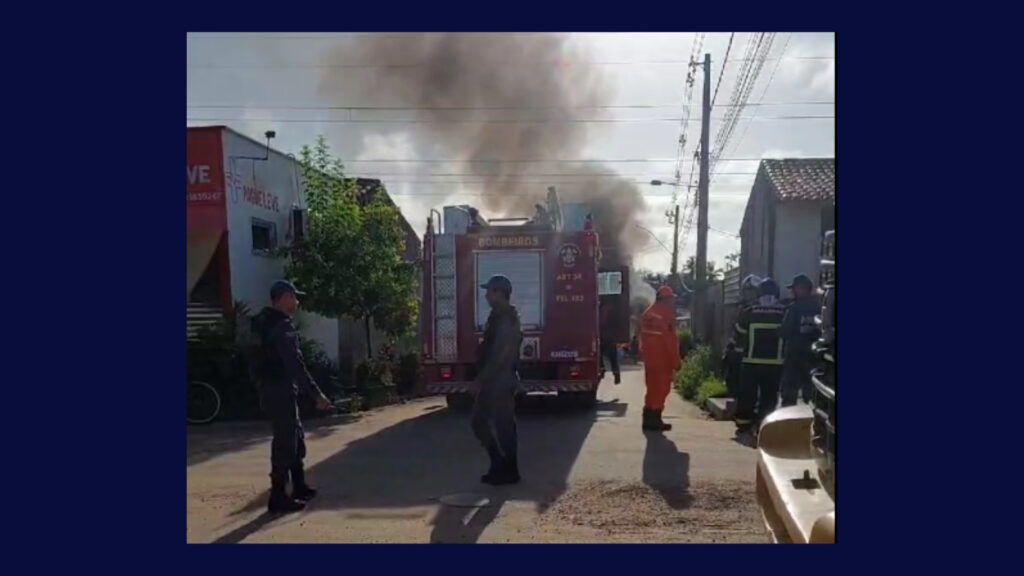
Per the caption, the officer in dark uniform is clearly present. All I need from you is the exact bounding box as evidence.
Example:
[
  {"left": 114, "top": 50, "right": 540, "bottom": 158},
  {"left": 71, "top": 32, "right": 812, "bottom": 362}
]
[
  {"left": 780, "top": 274, "right": 822, "bottom": 406},
  {"left": 252, "top": 280, "right": 333, "bottom": 513},
  {"left": 600, "top": 300, "right": 621, "bottom": 384},
  {"left": 733, "top": 277, "right": 787, "bottom": 435},
  {"left": 723, "top": 275, "right": 761, "bottom": 398},
  {"left": 472, "top": 275, "right": 524, "bottom": 485}
]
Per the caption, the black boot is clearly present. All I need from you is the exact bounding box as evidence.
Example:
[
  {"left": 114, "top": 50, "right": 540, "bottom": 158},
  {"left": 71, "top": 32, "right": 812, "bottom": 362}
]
[
  {"left": 614, "top": 373, "right": 621, "bottom": 385},
  {"left": 481, "top": 446, "right": 504, "bottom": 484},
  {"left": 488, "top": 456, "right": 521, "bottom": 486},
  {"left": 642, "top": 408, "right": 662, "bottom": 431},
  {"left": 655, "top": 409, "right": 673, "bottom": 431},
  {"left": 290, "top": 464, "right": 317, "bottom": 501},
  {"left": 268, "top": 469, "right": 305, "bottom": 514}
]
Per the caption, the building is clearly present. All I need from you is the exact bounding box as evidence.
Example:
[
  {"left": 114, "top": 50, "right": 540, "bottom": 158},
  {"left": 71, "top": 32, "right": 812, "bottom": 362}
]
[
  {"left": 740, "top": 158, "right": 836, "bottom": 287},
  {"left": 186, "top": 126, "right": 421, "bottom": 363}
]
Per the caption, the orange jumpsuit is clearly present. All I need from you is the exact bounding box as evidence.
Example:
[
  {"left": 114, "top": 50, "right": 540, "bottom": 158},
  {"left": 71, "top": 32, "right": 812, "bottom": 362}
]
[{"left": 640, "top": 301, "right": 681, "bottom": 411}]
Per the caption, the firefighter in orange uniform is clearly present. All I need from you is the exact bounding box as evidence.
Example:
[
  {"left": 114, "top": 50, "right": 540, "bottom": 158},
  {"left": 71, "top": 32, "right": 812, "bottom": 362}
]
[{"left": 640, "top": 286, "right": 681, "bottom": 432}]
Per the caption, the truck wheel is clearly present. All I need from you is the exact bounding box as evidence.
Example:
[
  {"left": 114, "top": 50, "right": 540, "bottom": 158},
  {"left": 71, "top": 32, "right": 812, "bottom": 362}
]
[{"left": 446, "top": 393, "right": 473, "bottom": 412}]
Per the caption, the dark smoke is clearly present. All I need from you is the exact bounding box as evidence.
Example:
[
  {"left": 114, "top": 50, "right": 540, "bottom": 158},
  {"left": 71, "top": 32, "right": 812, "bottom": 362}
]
[{"left": 319, "top": 33, "right": 649, "bottom": 266}]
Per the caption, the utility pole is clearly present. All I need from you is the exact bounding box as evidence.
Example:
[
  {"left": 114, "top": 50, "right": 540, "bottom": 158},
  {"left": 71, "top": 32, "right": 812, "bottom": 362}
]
[
  {"left": 694, "top": 52, "right": 711, "bottom": 338},
  {"left": 670, "top": 203, "right": 680, "bottom": 284}
]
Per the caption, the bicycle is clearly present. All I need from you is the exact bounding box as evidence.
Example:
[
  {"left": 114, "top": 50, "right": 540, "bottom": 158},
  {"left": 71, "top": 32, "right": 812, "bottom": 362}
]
[{"left": 187, "top": 380, "right": 222, "bottom": 425}]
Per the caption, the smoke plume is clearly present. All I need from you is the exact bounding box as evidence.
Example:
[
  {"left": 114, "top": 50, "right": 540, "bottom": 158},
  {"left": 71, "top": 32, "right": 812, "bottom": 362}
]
[{"left": 318, "top": 33, "right": 648, "bottom": 266}]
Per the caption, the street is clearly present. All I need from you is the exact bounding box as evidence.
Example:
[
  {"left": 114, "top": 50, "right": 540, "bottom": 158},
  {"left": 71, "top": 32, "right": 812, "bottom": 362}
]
[{"left": 186, "top": 365, "right": 769, "bottom": 543}]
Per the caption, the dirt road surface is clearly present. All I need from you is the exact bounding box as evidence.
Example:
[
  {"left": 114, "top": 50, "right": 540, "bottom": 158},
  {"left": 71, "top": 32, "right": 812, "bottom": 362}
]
[{"left": 187, "top": 365, "right": 769, "bottom": 543}]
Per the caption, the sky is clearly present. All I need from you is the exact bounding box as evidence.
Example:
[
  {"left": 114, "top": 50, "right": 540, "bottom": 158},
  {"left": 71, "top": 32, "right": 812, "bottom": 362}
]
[{"left": 186, "top": 32, "right": 834, "bottom": 272}]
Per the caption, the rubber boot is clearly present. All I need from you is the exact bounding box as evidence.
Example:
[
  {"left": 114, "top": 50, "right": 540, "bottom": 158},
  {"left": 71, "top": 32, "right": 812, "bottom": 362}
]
[
  {"left": 290, "top": 464, "right": 317, "bottom": 501},
  {"left": 642, "top": 408, "right": 663, "bottom": 431},
  {"left": 268, "top": 468, "right": 305, "bottom": 514},
  {"left": 614, "top": 373, "right": 621, "bottom": 385},
  {"left": 655, "top": 409, "right": 673, "bottom": 431}
]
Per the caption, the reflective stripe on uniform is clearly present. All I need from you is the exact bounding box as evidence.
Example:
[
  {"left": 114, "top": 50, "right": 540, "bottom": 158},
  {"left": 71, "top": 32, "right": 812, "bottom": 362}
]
[
  {"left": 746, "top": 322, "right": 783, "bottom": 363},
  {"left": 741, "top": 357, "right": 784, "bottom": 365}
]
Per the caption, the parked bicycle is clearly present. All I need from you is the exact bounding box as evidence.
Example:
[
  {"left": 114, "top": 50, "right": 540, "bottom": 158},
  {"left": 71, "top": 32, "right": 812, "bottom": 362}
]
[{"left": 187, "top": 380, "right": 221, "bottom": 425}]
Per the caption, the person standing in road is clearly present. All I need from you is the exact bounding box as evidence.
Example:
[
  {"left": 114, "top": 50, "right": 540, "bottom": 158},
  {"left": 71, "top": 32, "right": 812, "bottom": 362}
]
[
  {"left": 640, "top": 286, "right": 682, "bottom": 432},
  {"left": 733, "top": 278, "right": 787, "bottom": 436},
  {"left": 252, "top": 280, "right": 333, "bottom": 514},
  {"left": 600, "top": 300, "right": 622, "bottom": 384},
  {"left": 472, "top": 275, "right": 524, "bottom": 485},
  {"left": 780, "top": 274, "right": 822, "bottom": 406}
]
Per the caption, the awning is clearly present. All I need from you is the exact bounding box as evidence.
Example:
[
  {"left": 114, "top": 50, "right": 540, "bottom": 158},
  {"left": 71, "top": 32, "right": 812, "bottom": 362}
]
[{"left": 187, "top": 230, "right": 222, "bottom": 300}]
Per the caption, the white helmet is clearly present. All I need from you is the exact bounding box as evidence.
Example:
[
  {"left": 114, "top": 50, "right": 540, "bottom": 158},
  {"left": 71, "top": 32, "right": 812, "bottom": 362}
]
[{"left": 741, "top": 274, "right": 762, "bottom": 291}]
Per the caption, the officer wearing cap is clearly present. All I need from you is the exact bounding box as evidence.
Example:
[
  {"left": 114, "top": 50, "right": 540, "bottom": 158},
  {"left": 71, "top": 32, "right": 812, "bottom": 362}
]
[
  {"left": 472, "top": 275, "right": 524, "bottom": 485},
  {"left": 733, "top": 277, "right": 787, "bottom": 437},
  {"left": 780, "top": 274, "right": 822, "bottom": 406},
  {"left": 252, "top": 280, "right": 332, "bottom": 513}
]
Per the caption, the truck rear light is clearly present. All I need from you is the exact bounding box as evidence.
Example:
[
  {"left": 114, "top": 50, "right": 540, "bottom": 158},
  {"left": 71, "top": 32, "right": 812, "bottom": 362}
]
[
  {"left": 569, "top": 365, "right": 581, "bottom": 378},
  {"left": 440, "top": 366, "right": 453, "bottom": 380}
]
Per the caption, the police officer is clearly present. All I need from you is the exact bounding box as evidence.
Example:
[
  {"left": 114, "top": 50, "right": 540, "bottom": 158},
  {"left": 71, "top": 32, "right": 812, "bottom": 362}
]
[
  {"left": 723, "top": 275, "right": 762, "bottom": 398},
  {"left": 252, "top": 280, "right": 333, "bottom": 513},
  {"left": 733, "top": 278, "right": 787, "bottom": 435},
  {"left": 780, "top": 274, "right": 822, "bottom": 406},
  {"left": 472, "top": 275, "right": 524, "bottom": 485}
]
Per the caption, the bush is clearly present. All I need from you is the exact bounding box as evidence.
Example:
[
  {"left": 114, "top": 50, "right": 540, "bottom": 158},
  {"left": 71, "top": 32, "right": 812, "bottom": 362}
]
[
  {"left": 697, "top": 377, "right": 729, "bottom": 405},
  {"left": 353, "top": 358, "right": 395, "bottom": 409},
  {"left": 674, "top": 344, "right": 715, "bottom": 401},
  {"left": 677, "top": 329, "right": 694, "bottom": 359},
  {"left": 395, "top": 352, "right": 421, "bottom": 395}
]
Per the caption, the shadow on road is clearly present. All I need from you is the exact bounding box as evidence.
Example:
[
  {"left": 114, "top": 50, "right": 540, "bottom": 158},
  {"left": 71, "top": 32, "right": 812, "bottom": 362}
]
[
  {"left": 642, "top": 432, "right": 692, "bottom": 509},
  {"left": 187, "top": 413, "right": 360, "bottom": 468},
  {"left": 223, "top": 394, "right": 627, "bottom": 543}
]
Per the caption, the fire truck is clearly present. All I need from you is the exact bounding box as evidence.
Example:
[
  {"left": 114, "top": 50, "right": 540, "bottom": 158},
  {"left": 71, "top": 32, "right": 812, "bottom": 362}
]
[{"left": 420, "top": 190, "right": 630, "bottom": 410}]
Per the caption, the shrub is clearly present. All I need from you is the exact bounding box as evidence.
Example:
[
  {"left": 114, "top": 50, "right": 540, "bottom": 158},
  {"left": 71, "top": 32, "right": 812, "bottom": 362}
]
[
  {"left": 697, "top": 377, "right": 729, "bottom": 406},
  {"left": 395, "top": 352, "right": 421, "bottom": 395},
  {"left": 677, "top": 329, "right": 694, "bottom": 359},
  {"left": 674, "top": 344, "right": 715, "bottom": 401}
]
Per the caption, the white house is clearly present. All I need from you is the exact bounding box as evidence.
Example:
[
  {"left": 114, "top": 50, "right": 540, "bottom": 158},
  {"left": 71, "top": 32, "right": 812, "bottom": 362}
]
[
  {"left": 186, "top": 126, "right": 421, "bottom": 363},
  {"left": 739, "top": 158, "right": 836, "bottom": 290}
]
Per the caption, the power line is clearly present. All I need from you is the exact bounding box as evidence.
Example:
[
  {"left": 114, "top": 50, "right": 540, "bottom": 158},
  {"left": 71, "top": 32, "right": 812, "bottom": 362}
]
[
  {"left": 187, "top": 115, "right": 833, "bottom": 125},
  {"left": 186, "top": 101, "right": 833, "bottom": 111},
  {"left": 330, "top": 156, "right": 771, "bottom": 164},
  {"left": 186, "top": 56, "right": 834, "bottom": 69},
  {"left": 710, "top": 33, "right": 735, "bottom": 110}
]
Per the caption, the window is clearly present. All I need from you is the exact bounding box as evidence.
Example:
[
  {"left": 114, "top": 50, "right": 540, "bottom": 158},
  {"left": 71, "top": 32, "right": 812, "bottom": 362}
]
[{"left": 251, "top": 218, "right": 277, "bottom": 253}]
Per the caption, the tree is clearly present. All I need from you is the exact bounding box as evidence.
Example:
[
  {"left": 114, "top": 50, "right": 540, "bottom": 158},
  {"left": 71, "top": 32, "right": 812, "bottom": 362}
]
[
  {"left": 683, "top": 255, "right": 722, "bottom": 287},
  {"left": 284, "top": 136, "right": 418, "bottom": 359},
  {"left": 724, "top": 252, "right": 740, "bottom": 270}
]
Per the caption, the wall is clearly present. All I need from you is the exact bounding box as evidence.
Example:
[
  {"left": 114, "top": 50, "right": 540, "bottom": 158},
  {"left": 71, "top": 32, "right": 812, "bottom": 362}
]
[
  {"left": 772, "top": 201, "right": 825, "bottom": 288},
  {"left": 740, "top": 177, "right": 774, "bottom": 280},
  {"left": 221, "top": 128, "right": 339, "bottom": 362}
]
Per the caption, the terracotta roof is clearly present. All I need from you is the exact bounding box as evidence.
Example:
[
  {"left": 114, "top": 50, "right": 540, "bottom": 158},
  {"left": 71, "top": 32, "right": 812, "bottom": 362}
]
[{"left": 760, "top": 158, "right": 835, "bottom": 201}]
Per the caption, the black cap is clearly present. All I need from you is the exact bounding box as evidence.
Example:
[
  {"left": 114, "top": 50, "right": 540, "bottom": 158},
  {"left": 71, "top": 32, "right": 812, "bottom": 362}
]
[
  {"left": 270, "top": 280, "right": 305, "bottom": 301},
  {"left": 480, "top": 275, "right": 513, "bottom": 294},
  {"left": 787, "top": 274, "right": 814, "bottom": 289}
]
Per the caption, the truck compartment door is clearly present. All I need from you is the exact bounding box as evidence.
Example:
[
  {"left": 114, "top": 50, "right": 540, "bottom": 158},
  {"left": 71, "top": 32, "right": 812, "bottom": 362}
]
[{"left": 475, "top": 250, "right": 544, "bottom": 331}]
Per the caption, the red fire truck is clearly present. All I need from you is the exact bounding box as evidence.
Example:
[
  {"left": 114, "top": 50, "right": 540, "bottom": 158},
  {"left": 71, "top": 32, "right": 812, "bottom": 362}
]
[{"left": 420, "top": 193, "right": 630, "bottom": 410}]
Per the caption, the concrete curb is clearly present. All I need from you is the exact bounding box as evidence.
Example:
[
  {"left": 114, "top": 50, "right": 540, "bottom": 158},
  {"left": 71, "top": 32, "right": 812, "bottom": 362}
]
[{"left": 705, "top": 397, "right": 735, "bottom": 420}]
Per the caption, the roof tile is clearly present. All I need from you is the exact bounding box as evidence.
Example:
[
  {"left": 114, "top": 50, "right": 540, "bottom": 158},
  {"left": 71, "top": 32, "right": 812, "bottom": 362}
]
[{"left": 760, "top": 158, "right": 835, "bottom": 201}]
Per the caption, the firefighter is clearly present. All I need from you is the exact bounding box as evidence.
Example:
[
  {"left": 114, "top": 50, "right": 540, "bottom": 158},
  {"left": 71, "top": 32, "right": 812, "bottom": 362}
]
[
  {"left": 472, "top": 275, "right": 524, "bottom": 485},
  {"left": 252, "top": 280, "right": 333, "bottom": 514},
  {"left": 640, "top": 286, "right": 682, "bottom": 432},
  {"left": 733, "top": 277, "right": 787, "bottom": 436},
  {"left": 600, "top": 300, "right": 621, "bottom": 384},
  {"left": 723, "top": 275, "right": 762, "bottom": 398},
  {"left": 780, "top": 274, "right": 822, "bottom": 406}
]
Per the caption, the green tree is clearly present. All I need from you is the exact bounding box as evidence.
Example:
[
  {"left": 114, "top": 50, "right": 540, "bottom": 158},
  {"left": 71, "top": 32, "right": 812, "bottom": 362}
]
[
  {"left": 284, "top": 136, "right": 418, "bottom": 358},
  {"left": 724, "top": 251, "right": 740, "bottom": 270},
  {"left": 683, "top": 255, "right": 722, "bottom": 287}
]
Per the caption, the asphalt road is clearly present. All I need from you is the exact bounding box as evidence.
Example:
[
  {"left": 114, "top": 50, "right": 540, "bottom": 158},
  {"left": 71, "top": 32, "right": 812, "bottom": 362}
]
[{"left": 186, "top": 364, "right": 769, "bottom": 543}]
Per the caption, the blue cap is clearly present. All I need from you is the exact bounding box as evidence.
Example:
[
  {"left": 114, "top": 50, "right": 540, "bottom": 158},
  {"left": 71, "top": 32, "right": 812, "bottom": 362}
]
[
  {"left": 480, "top": 275, "right": 513, "bottom": 294},
  {"left": 270, "top": 280, "right": 305, "bottom": 301}
]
